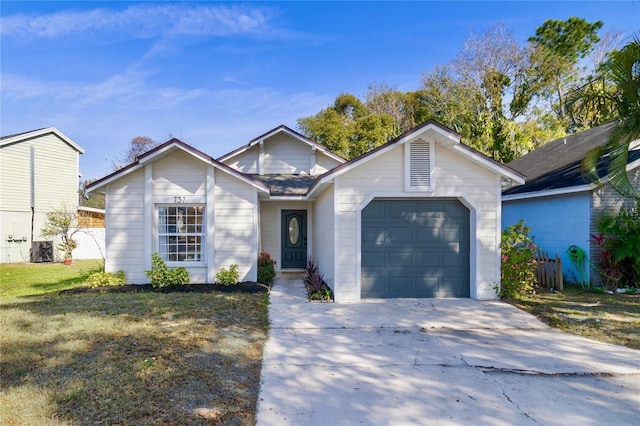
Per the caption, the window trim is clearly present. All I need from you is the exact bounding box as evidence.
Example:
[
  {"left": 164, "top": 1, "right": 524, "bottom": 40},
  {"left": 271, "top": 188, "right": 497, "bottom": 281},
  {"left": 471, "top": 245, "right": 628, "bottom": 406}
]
[
  {"left": 404, "top": 138, "right": 435, "bottom": 192},
  {"left": 156, "top": 204, "right": 206, "bottom": 265}
]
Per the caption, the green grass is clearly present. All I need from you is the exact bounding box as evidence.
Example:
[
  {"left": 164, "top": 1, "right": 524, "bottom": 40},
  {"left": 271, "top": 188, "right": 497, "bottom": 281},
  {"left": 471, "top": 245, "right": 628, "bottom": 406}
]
[
  {"left": 0, "top": 260, "right": 104, "bottom": 298},
  {"left": 1, "top": 280, "right": 269, "bottom": 425}
]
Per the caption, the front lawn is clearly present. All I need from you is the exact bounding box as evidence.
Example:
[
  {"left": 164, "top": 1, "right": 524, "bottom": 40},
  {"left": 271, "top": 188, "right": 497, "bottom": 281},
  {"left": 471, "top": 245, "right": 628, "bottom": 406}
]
[
  {"left": 0, "top": 262, "right": 269, "bottom": 425},
  {"left": 506, "top": 286, "right": 640, "bottom": 350},
  {"left": 0, "top": 259, "right": 104, "bottom": 298}
]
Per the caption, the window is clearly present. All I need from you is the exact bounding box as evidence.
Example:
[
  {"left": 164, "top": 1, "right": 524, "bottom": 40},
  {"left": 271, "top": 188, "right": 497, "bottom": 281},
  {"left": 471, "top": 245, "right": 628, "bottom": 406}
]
[{"left": 158, "top": 205, "right": 204, "bottom": 262}]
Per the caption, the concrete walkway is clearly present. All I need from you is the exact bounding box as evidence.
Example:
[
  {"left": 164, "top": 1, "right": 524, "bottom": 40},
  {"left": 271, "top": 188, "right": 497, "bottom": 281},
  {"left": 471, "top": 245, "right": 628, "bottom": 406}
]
[{"left": 256, "top": 275, "right": 640, "bottom": 425}]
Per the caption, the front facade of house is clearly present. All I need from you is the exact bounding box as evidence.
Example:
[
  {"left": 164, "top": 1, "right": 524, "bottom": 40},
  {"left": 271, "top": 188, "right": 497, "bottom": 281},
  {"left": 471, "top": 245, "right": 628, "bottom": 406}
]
[
  {"left": 88, "top": 121, "right": 523, "bottom": 302},
  {"left": 0, "top": 128, "right": 84, "bottom": 263}
]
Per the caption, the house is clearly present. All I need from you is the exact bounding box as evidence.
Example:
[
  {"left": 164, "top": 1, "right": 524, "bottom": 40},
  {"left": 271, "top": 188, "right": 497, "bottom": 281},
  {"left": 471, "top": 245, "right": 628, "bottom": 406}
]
[
  {"left": 87, "top": 121, "right": 524, "bottom": 302},
  {"left": 502, "top": 122, "right": 640, "bottom": 284},
  {"left": 0, "top": 127, "right": 84, "bottom": 263}
]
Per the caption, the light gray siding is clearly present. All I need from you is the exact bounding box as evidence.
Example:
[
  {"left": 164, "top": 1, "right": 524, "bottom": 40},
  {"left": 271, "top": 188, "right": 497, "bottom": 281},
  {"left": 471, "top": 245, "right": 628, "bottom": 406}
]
[
  {"left": 214, "top": 172, "right": 258, "bottom": 281},
  {"left": 225, "top": 145, "right": 258, "bottom": 174},
  {"left": 312, "top": 185, "right": 335, "bottom": 289},
  {"left": 1, "top": 133, "right": 80, "bottom": 263},
  {"left": 263, "top": 133, "right": 311, "bottom": 174},
  {"left": 106, "top": 169, "right": 147, "bottom": 282},
  {"left": 152, "top": 151, "right": 206, "bottom": 197}
]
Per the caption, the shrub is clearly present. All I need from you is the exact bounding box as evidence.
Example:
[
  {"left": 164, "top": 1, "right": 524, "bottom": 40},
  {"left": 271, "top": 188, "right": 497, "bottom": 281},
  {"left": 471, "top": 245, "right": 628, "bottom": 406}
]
[
  {"left": 257, "top": 251, "right": 277, "bottom": 286},
  {"left": 499, "top": 220, "right": 538, "bottom": 299},
  {"left": 216, "top": 264, "right": 239, "bottom": 286},
  {"left": 304, "top": 257, "right": 332, "bottom": 301},
  {"left": 86, "top": 270, "right": 126, "bottom": 288},
  {"left": 595, "top": 201, "right": 640, "bottom": 287},
  {"left": 145, "top": 253, "right": 190, "bottom": 288}
]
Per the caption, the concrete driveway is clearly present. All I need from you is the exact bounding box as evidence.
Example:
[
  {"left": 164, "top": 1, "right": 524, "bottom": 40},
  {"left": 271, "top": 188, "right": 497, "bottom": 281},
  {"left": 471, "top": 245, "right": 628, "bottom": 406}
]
[{"left": 256, "top": 275, "right": 640, "bottom": 425}]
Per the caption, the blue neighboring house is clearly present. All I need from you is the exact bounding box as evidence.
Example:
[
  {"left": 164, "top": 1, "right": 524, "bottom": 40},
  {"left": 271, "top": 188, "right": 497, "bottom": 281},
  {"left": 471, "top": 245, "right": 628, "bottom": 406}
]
[{"left": 502, "top": 122, "right": 640, "bottom": 285}]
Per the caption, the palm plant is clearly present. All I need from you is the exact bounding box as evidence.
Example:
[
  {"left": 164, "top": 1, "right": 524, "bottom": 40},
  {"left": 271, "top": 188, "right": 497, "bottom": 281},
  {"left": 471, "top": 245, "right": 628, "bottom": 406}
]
[{"left": 572, "top": 36, "right": 640, "bottom": 198}]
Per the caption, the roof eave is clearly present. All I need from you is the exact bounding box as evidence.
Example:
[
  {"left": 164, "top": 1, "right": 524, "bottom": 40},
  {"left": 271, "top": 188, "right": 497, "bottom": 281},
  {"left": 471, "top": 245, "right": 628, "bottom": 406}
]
[{"left": 0, "top": 127, "right": 85, "bottom": 153}]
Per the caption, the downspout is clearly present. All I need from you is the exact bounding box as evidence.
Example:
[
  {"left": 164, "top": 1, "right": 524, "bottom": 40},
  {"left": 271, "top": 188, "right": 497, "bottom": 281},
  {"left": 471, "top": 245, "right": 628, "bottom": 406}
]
[{"left": 30, "top": 145, "right": 35, "bottom": 245}]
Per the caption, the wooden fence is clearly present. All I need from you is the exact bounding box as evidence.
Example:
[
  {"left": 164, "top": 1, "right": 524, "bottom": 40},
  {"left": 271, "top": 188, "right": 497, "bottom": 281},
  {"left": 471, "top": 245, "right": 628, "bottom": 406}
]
[{"left": 536, "top": 251, "right": 564, "bottom": 291}]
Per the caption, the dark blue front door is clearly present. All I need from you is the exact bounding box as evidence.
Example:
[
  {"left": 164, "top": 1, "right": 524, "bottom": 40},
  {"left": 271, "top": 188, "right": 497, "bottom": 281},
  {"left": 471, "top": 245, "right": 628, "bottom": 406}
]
[{"left": 281, "top": 210, "right": 307, "bottom": 269}]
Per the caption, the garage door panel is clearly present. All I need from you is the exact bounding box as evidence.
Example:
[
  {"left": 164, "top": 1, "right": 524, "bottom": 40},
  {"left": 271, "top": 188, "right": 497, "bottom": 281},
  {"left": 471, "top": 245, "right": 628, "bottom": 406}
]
[
  {"left": 413, "top": 252, "right": 440, "bottom": 267},
  {"left": 387, "top": 252, "right": 412, "bottom": 268},
  {"left": 361, "top": 199, "right": 470, "bottom": 299},
  {"left": 361, "top": 252, "right": 385, "bottom": 267}
]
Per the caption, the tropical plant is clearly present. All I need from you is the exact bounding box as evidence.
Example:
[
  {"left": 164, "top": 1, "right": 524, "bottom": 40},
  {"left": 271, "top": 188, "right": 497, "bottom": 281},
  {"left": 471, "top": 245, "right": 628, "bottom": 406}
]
[
  {"left": 303, "top": 257, "right": 332, "bottom": 301},
  {"left": 257, "top": 251, "right": 277, "bottom": 286},
  {"left": 145, "top": 253, "right": 190, "bottom": 288},
  {"left": 579, "top": 37, "right": 640, "bottom": 198},
  {"left": 498, "top": 220, "right": 539, "bottom": 298},
  {"left": 216, "top": 264, "right": 240, "bottom": 286},
  {"left": 594, "top": 201, "right": 640, "bottom": 286}
]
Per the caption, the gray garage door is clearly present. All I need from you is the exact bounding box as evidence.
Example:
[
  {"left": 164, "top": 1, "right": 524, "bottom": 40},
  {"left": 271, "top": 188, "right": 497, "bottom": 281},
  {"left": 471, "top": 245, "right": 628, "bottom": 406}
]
[{"left": 361, "top": 199, "right": 470, "bottom": 298}]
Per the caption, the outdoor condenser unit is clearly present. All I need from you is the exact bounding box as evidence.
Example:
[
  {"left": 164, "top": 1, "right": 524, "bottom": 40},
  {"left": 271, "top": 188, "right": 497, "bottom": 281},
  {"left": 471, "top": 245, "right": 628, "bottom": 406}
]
[{"left": 31, "top": 241, "right": 54, "bottom": 263}]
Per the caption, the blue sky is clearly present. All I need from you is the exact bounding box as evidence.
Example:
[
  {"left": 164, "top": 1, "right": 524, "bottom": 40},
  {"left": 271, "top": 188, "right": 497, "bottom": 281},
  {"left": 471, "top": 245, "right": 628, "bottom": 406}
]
[{"left": 1, "top": 1, "right": 638, "bottom": 182}]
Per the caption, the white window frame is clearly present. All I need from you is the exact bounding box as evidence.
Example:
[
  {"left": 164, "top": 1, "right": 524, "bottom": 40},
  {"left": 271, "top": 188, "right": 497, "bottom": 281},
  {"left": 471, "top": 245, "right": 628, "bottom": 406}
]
[
  {"left": 405, "top": 139, "right": 435, "bottom": 192},
  {"left": 156, "top": 204, "right": 206, "bottom": 264}
]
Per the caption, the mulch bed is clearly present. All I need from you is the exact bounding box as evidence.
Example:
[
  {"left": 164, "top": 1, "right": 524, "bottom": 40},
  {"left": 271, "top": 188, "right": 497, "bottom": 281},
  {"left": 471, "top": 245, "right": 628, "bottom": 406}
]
[{"left": 61, "top": 282, "right": 270, "bottom": 295}]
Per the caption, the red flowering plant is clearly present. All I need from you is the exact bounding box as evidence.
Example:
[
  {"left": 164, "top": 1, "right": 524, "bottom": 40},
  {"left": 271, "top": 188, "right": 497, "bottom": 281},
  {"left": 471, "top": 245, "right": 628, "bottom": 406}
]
[{"left": 498, "top": 220, "right": 539, "bottom": 298}]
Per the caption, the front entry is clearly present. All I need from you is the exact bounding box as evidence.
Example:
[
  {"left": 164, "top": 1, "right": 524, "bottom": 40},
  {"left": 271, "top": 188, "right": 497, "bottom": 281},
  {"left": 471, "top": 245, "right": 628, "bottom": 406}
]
[{"left": 281, "top": 210, "right": 307, "bottom": 269}]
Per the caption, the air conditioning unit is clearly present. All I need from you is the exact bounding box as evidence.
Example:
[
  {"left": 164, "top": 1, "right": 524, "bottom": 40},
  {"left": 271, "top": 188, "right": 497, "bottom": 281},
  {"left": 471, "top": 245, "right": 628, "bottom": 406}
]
[{"left": 31, "top": 241, "right": 54, "bottom": 263}]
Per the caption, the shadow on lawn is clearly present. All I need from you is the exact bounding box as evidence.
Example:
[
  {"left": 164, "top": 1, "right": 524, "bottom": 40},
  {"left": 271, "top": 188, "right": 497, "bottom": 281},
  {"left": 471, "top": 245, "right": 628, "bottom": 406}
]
[{"left": 1, "top": 290, "right": 269, "bottom": 425}]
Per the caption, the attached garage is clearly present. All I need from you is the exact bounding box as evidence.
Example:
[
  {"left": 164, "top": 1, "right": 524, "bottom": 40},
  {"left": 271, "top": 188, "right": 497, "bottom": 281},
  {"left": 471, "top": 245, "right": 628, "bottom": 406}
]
[{"left": 361, "top": 199, "right": 470, "bottom": 298}]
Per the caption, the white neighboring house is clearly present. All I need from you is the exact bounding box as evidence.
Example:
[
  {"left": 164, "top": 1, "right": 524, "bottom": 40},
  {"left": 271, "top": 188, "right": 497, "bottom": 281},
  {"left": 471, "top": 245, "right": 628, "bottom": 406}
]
[
  {"left": 87, "top": 121, "right": 524, "bottom": 301},
  {"left": 0, "top": 127, "right": 84, "bottom": 263}
]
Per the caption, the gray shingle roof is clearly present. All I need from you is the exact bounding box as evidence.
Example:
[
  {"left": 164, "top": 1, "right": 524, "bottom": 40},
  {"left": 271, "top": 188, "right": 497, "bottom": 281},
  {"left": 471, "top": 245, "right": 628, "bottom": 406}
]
[
  {"left": 503, "top": 122, "right": 640, "bottom": 195},
  {"left": 250, "top": 174, "right": 317, "bottom": 196}
]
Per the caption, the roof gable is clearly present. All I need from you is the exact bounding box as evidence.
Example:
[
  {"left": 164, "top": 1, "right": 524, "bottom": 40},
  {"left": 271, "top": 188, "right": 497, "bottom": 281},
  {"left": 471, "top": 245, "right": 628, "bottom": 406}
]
[
  {"left": 217, "top": 124, "right": 346, "bottom": 164},
  {"left": 0, "top": 127, "right": 85, "bottom": 154},
  {"left": 86, "top": 138, "right": 269, "bottom": 194},
  {"left": 307, "top": 120, "right": 524, "bottom": 197}
]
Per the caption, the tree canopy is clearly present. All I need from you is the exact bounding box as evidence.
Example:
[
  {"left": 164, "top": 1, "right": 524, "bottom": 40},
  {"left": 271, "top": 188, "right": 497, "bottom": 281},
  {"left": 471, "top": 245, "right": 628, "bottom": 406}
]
[{"left": 297, "top": 17, "right": 617, "bottom": 164}]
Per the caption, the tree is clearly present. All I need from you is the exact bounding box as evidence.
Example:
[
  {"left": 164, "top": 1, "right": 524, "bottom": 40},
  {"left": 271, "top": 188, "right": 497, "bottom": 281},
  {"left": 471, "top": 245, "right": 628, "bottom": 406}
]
[
  {"left": 113, "top": 136, "right": 159, "bottom": 170},
  {"left": 580, "top": 37, "right": 640, "bottom": 198},
  {"left": 41, "top": 206, "right": 80, "bottom": 262},
  {"left": 525, "top": 17, "right": 603, "bottom": 122},
  {"left": 79, "top": 179, "right": 105, "bottom": 209}
]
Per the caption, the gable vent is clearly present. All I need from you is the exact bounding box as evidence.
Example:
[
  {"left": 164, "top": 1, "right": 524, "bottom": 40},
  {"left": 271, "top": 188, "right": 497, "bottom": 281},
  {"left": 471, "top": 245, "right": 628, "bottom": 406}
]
[{"left": 409, "top": 140, "right": 431, "bottom": 187}]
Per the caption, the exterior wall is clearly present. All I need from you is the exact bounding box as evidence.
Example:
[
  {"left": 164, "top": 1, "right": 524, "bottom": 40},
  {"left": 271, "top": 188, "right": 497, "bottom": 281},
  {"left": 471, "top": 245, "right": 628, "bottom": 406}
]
[
  {"left": 259, "top": 200, "right": 312, "bottom": 271},
  {"left": 0, "top": 133, "right": 80, "bottom": 263},
  {"left": 334, "top": 142, "right": 500, "bottom": 302},
  {"left": 312, "top": 185, "right": 335, "bottom": 288},
  {"left": 105, "top": 151, "right": 259, "bottom": 283},
  {"left": 263, "top": 133, "right": 312, "bottom": 174},
  {"left": 214, "top": 171, "right": 258, "bottom": 282},
  {"left": 105, "top": 169, "right": 147, "bottom": 282},
  {"left": 502, "top": 193, "right": 592, "bottom": 283},
  {"left": 315, "top": 152, "right": 343, "bottom": 175},
  {"left": 152, "top": 151, "right": 207, "bottom": 197},
  {"left": 590, "top": 165, "right": 640, "bottom": 285},
  {"left": 222, "top": 134, "right": 343, "bottom": 176},
  {"left": 225, "top": 145, "right": 258, "bottom": 174}
]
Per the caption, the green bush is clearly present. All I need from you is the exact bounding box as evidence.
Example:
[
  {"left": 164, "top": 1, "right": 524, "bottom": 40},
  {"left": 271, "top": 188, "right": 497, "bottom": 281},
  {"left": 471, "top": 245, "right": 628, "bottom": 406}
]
[
  {"left": 216, "top": 264, "right": 239, "bottom": 286},
  {"left": 86, "top": 270, "right": 126, "bottom": 288},
  {"left": 499, "top": 220, "right": 538, "bottom": 299},
  {"left": 595, "top": 201, "right": 640, "bottom": 287},
  {"left": 145, "top": 253, "right": 190, "bottom": 288},
  {"left": 257, "top": 251, "right": 277, "bottom": 286}
]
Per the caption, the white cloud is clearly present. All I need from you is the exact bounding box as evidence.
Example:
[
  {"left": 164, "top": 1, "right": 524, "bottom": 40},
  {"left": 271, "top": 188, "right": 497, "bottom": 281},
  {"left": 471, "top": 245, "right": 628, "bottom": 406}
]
[{"left": 0, "top": 4, "right": 277, "bottom": 41}]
